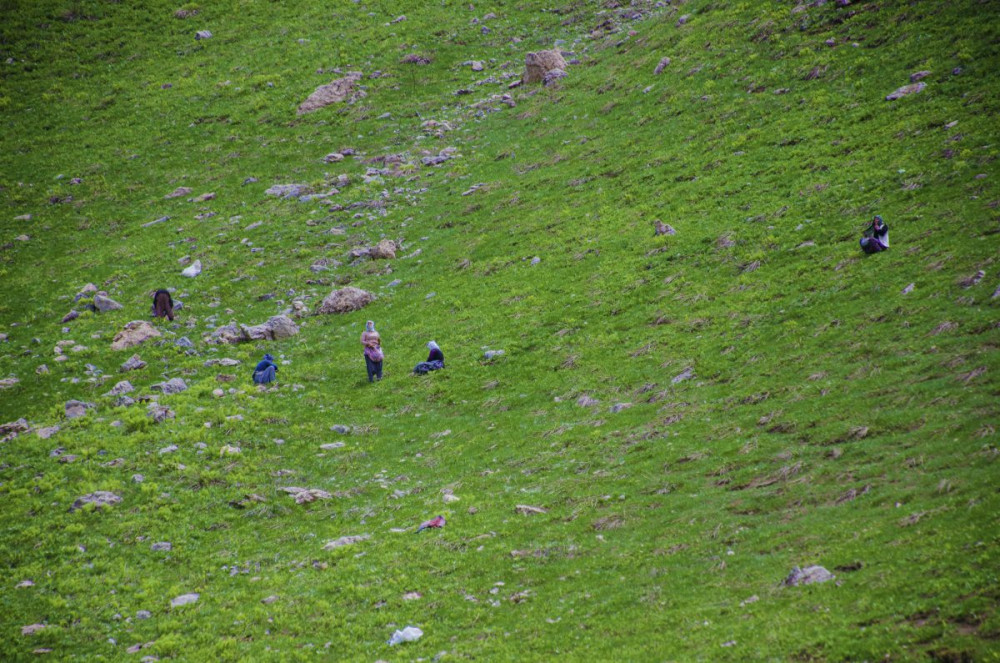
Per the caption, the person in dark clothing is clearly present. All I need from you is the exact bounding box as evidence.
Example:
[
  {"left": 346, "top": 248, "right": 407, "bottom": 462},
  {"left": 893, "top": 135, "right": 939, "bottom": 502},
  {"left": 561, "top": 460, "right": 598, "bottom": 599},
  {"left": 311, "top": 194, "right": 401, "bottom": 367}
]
[
  {"left": 414, "top": 341, "right": 445, "bottom": 375},
  {"left": 253, "top": 353, "right": 278, "bottom": 385},
  {"left": 151, "top": 289, "right": 174, "bottom": 321},
  {"left": 860, "top": 215, "right": 889, "bottom": 254}
]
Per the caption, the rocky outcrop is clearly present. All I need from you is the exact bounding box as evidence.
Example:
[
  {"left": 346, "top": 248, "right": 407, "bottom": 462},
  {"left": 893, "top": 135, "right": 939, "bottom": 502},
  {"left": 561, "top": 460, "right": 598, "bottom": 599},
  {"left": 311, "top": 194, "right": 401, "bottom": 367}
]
[
  {"left": 297, "top": 73, "right": 363, "bottom": 115},
  {"left": 209, "top": 316, "right": 300, "bottom": 344},
  {"left": 111, "top": 321, "right": 161, "bottom": 351},
  {"left": 524, "top": 50, "right": 567, "bottom": 84},
  {"left": 316, "top": 287, "right": 374, "bottom": 314}
]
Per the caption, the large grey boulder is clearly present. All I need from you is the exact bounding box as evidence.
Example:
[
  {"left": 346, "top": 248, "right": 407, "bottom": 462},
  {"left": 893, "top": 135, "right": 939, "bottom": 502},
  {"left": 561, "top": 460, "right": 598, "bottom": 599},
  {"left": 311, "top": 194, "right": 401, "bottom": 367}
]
[
  {"left": 111, "top": 321, "right": 161, "bottom": 351},
  {"left": 316, "top": 287, "right": 374, "bottom": 314},
  {"left": 93, "top": 294, "right": 123, "bottom": 312}
]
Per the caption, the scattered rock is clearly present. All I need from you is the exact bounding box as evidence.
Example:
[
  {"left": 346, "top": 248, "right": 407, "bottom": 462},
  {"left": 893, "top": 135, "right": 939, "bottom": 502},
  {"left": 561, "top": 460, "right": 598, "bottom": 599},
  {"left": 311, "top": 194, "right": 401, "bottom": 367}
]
[
  {"left": 175, "top": 336, "right": 194, "bottom": 348},
  {"left": 121, "top": 354, "right": 147, "bottom": 371},
  {"left": 901, "top": 283, "right": 915, "bottom": 295},
  {"left": 70, "top": 491, "right": 122, "bottom": 512},
  {"left": 0, "top": 377, "right": 20, "bottom": 390},
  {"left": 260, "top": 595, "right": 279, "bottom": 605},
  {"left": 958, "top": 270, "right": 985, "bottom": 288},
  {"left": 330, "top": 424, "right": 351, "bottom": 434},
  {"left": 281, "top": 487, "right": 333, "bottom": 504},
  {"left": 151, "top": 542, "right": 172, "bottom": 552},
  {"left": 322, "top": 534, "right": 370, "bottom": 550},
  {"left": 36, "top": 364, "right": 49, "bottom": 374},
  {"left": 181, "top": 260, "right": 202, "bottom": 278},
  {"left": 320, "top": 442, "right": 345, "bottom": 450},
  {"left": 194, "top": 30, "right": 212, "bottom": 40},
  {"left": 0, "top": 418, "right": 30, "bottom": 439},
  {"left": 132, "top": 474, "right": 145, "bottom": 483},
  {"left": 65, "top": 399, "right": 95, "bottom": 419},
  {"left": 514, "top": 504, "right": 547, "bottom": 515},
  {"left": 151, "top": 378, "right": 188, "bottom": 395},
  {"left": 370, "top": 239, "right": 397, "bottom": 260},
  {"left": 910, "top": 70, "right": 931, "bottom": 82},
  {"left": 400, "top": 54, "right": 431, "bottom": 65},
  {"left": 671, "top": 367, "right": 695, "bottom": 384},
  {"left": 135, "top": 610, "right": 152, "bottom": 620},
  {"left": 264, "top": 183, "right": 307, "bottom": 198},
  {"left": 543, "top": 68, "right": 568, "bottom": 87},
  {"left": 60, "top": 309, "right": 80, "bottom": 323},
  {"left": 610, "top": 402, "right": 633, "bottom": 414},
  {"left": 654, "top": 57, "right": 671, "bottom": 75},
  {"left": 159, "top": 444, "right": 178, "bottom": 454},
  {"left": 783, "top": 565, "right": 834, "bottom": 586},
  {"left": 524, "top": 50, "right": 567, "bottom": 84},
  {"left": 324, "top": 153, "right": 344, "bottom": 163},
  {"left": 316, "top": 287, "right": 374, "bottom": 314},
  {"left": 886, "top": 82, "right": 925, "bottom": 101},
  {"left": 204, "top": 358, "right": 241, "bottom": 367},
  {"left": 17, "top": 580, "right": 35, "bottom": 588},
  {"left": 190, "top": 192, "right": 215, "bottom": 202},
  {"left": 170, "top": 593, "right": 199, "bottom": 607},
  {"left": 654, "top": 221, "right": 676, "bottom": 236},
  {"left": 111, "top": 321, "right": 161, "bottom": 351},
  {"left": 147, "top": 404, "right": 175, "bottom": 423},
  {"left": 165, "top": 186, "right": 192, "bottom": 199},
  {"left": 36, "top": 425, "right": 60, "bottom": 440},
  {"left": 484, "top": 349, "right": 505, "bottom": 360},
  {"left": 211, "top": 315, "right": 300, "bottom": 344},
  {"left": 21, "top": 624, "right": 46, "bottom": 636},
  {"left": 576, "top": 395, "right": 600, "bottom": 408},
  {"left": 106, "top": 380, "right": 134, "bottom": 396},
  {"left": 297, "top": 73, "right": 363, "bottom": 114}
]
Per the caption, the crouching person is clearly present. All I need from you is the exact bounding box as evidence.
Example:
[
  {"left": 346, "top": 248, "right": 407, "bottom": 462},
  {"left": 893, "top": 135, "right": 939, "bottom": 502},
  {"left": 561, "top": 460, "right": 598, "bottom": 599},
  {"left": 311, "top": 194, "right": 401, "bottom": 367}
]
[
  {"left": 253, "top": 353, "right": 278, "bottom": 385},
  {"left": 860, "top": 215, "right": 889, "bottom": 254},
  {"left": 413, "top": 341, "right": 445, "bottom": 375}
]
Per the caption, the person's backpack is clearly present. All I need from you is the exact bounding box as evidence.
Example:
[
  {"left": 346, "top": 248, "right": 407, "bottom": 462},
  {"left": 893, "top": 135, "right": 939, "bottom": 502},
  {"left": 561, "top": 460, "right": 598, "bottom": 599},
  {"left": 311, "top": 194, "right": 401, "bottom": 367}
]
[{"left": 364, "top": 345, "right": 384, "bottom": 362}]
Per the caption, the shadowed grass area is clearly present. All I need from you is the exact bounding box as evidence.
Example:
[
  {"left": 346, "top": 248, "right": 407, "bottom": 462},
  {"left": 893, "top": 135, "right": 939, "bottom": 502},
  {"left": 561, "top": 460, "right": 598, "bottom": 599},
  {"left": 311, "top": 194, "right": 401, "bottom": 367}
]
[{"left": 1, "top": 0, "right": 998, "bottom": 660}]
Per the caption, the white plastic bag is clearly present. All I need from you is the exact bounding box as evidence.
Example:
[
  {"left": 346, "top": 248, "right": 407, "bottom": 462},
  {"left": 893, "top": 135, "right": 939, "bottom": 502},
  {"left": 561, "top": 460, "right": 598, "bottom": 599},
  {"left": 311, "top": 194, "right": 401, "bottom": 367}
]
[{"left": 388, "top": 626, "right": 423, "bottom": 645}]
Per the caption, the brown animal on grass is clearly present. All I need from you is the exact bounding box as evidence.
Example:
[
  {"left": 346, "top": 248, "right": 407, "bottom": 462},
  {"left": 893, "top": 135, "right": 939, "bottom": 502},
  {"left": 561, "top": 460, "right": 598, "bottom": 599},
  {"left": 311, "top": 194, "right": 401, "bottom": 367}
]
[{"left": 152, "top": 289, "right": 174, "bottom": 321}]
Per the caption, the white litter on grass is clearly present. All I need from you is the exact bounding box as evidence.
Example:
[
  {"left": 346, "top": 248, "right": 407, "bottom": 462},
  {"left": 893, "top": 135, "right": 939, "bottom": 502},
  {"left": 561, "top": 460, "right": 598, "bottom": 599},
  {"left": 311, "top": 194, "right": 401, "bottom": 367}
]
[{"left": 388, "top": 625, "right": 423, "bottom": 645}]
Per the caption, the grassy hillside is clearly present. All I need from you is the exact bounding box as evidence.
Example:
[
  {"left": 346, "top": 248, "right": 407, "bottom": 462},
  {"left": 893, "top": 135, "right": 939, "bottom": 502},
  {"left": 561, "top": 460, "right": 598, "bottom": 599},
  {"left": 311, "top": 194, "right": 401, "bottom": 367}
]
[{"left": 1, "top": 0, "right": 998, "bottom": 660}]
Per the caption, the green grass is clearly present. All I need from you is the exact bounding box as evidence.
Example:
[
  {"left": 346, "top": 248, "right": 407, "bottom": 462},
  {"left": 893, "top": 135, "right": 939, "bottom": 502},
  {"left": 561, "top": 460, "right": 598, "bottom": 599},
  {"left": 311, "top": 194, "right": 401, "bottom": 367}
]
[{"left": 1, "top": 0, "right": 999, "bottom": 660}]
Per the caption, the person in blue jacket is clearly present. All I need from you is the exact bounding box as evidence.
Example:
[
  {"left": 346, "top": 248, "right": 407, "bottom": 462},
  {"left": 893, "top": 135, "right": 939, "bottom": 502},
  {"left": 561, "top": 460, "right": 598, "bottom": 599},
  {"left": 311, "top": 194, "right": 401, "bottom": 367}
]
[{"left": 253, "top": 353, "right": 278, "bottom": 384}]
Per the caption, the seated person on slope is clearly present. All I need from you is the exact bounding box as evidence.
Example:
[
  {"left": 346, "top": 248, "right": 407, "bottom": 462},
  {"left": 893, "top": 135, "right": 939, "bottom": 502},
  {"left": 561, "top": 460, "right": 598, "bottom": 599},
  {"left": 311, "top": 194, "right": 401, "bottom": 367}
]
[{"left": 860, "top": 214, "right": 889, "bottom": 254}]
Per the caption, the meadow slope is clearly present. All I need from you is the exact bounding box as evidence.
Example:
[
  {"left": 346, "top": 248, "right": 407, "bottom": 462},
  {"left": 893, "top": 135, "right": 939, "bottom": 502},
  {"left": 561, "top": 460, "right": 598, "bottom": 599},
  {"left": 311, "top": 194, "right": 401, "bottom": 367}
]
[{"left": 1, "top": 0, "right": 998, "bottom": 660}]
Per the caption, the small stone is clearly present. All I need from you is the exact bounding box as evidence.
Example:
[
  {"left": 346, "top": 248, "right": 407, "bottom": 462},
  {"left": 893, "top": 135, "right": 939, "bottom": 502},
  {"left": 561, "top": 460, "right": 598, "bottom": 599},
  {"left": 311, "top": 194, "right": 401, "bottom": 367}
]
[
  {"left": 159, "top": 445, "right": 179, "bottom": 454},
  {"left": 136, "top": 610, "right": 152, "bottom": 620},
  {"left": 324, "top": 153, "right": 344, "bottom": 163},
  {"left": 783, "top": 565, "right": 834, "bottom": 586},
  {"left": 65, "top": 399, "right": 96, "bottom": 419},
  {"left": 653, "top": 57, "right": 671, "bottom": 75},
  {"left": 36, "top": 426, "right": 60, "bottom": 440},
  {"left": 261, "top": 595, "right": 279, "bottom": 605},
  {"left": 514, "top": 504, "right": 547, "bottom": 515},
  {"left": 181, "top": 260, "right": 202, "bottom": 278},
  {"left": 576, "top": 395, "right": 600, "bottom": 408},
  {"left": 121, "top": 354, "right": 147, "bottom": 371},
  {"left": 17, "top": 580, "right": 35, "bottom": 588},
  {"left": 886, "top": 82, "right": 925, "bottom": 101},
  {"left": 330, "top": 425, "right": 351, "bottom": 434},
  {"left": 70, "top": 491, "right": 122, "bottom": 512},
  {"left": 170, "top": 593, "right": 199, "bottom": 607},
  {"left": 21, "top": 624, "right": 46, "bottom": 636},
  {"left": 151, "top": 542, "right": 172, "bottom": 552},
  {"left": 165, "top": 187, "right": 192, "bottom": 199},
  {"left": 93, "top": 294, "right": 123, "bottom": 312},
  {"left": 902, "top": 283, "right": 915, "bottom": 295},
  {"left": 323, "top": 534, "right": 370, "bottom": 549},
  {"left": 484, "top": 349, "right": 505, "bottom": 360},
  {"left": 151, "top": 378, "right": 188, "bottom": 395},
  {"left": 61, "top": 310, "right": 80, "bottom": 323},
  {"left": 132, "top": 474, "right": 145, "bottom": 483},
  {"left": 106, "top": 380, "right": 134, "bottom": 396},
  {"left": 195, "top": 30, "right": 212, "bottom": 40}
]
